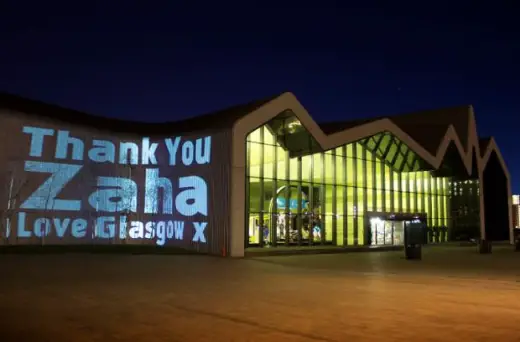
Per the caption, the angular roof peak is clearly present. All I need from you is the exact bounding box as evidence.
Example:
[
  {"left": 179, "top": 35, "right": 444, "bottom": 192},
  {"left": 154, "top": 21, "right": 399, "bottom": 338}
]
[{"left": 318, "top": 105, "right": 474, "bottom": 156}]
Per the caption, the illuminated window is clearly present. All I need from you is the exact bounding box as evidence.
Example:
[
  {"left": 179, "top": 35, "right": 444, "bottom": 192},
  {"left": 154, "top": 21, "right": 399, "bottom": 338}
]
[{"left": 245, "top": 124, "right": 452, "bottom": 248}]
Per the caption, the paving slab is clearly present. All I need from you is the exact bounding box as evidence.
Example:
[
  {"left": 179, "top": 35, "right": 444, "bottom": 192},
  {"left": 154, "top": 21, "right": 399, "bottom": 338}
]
[{"left": 0, "top": 245, "right": 519, "bottom": 341}]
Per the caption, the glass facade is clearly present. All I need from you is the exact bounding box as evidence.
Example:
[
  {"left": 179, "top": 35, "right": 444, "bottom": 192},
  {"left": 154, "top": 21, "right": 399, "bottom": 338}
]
[
  {"left": 449, "top": 179, "right": 481, "bottom": 240},
  {"left": 245, "top": 117, "right": 452, "bottom": 248}
]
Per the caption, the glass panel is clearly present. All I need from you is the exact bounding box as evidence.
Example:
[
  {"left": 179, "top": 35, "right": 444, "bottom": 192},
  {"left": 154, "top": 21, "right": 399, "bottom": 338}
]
[
  {"left": 249, "top": 177, "right": 262, "bottom": 213},
  {"left": 248, "top": 128, "right": 262, "bottom": 143},
  {"left": 325, "top": 153, "right": 334, "bottom": 184},
  {"left": 367, "top": 136, "right": 379, "bottom": 150},
  {"left": 366, "top": 153, "right": 374, "bottom": 189},
  {"left": 325, "top": 184, "right": 334, "bottom": 242},
  {"left": 356, "top": 185, "right": 364, "bottom": 245},
  {"left": 325, "top": 184, "right": 334, "bottom": 216},
  {"left": 337, "top": 215, "right": 345, "bottom": 246},
  {"left": 393, "top": 172, "right": 400, "bottom": 212},
  {"left": 376, "top": 189, "right": 383, "bottom": 212},
  {"left": 442, "top": 178, "right": 449, "bottom": 226},
  {"left": 437, "top": 178, "right": 443, "bottom": 227},
  {"left": 347, "top": 156, "right": 355, "bottom": 186},
  {"left": 375, "top": 161, "right": 383, "bottom": 211},
  {"left": 347, "top": 187, "right": 355, "bottom": 215},
  {"left": 355, "top": 154, "right": 364, "bottom": 189},
  {"left": 416, "top": 172, "right": 423, "bottom": 213},
  {"left": 385, "top": 165, "right": 392, "bottom": 211},
  {"left": 393, "top": 221, "right": 405, "bottom": 245},
  {"left": 432, "top": 177, "right": 438, "bottom": 226},
  {"left": 394, "top": 154, "right": 404, "bottom": 171},
  {"left": 263, "top": 179, "right": 275, "bottom": 215},
  {"left": 424, "top": 175, "right": 430, "bottom": 194},
  {"left": 313, "top": 153, "right": 322, "bottom": 183},
  {"left": 386, "top": 142, "right": 399, "bottom": 164},
  {"left": 263, "top": 126, "right": 276, "bottom": 145},
  {"left": 248, "top": 142, "right": 262, "bottom": 178},
  {"left": 302, "top": 155, "right": 312, "bottom": 182},
  {"left": 347, "top": 216, "right": 355, "bottom": 245},
  {"left": 409, "top": 172, "right": 416, "bottom": 213},
  {"left": 377, "top": 134, "right": 392, "bottom": 155},
  {"left": 336, "top": 185, "right": 344, "bottom": 245},
  {"left": 401, "top": 173, "right": 408, "bottom": 213},
  {"left": 357, "top": 217, "right": 364, "bottom": 245},
  {"left": 336, "top": 186, "right": 344, "bottom": 216},
  {"left": 263, "top": 142, "right": 275, "bottom": 179},
  {"left": 325, "top": 215, "right": 334, "bottom": 242},
  {"left": 357, "top": 186, "right": 364, "bottom": 216},
  {"left": 346, "top": 145, "right": 354, "bottom": 185},
  {"left": 289, "top": 156, "right": 298, "bottom": 181},
  {"left": 406, "top": 153, "right": 415, "bottom": 170},
  {"left": 276, "top": 147, "right": 286, "bottom": 180},
  {"left": 424, "top": 179, "right": 431, "bottom": 224},
  {"left": 366, "top": 153, "right": 374, "bottom": 212},
  {"left": 335, "top": 148, "right": 345, "bottom": 185}
]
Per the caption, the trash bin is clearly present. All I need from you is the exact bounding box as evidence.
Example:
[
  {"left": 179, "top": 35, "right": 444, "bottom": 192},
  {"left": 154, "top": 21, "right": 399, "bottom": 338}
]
[
  {"left": 404, "top": 219, "right": 425, "bottom": 260},
  {"left": 405, "top": 244, "right": 422, "bottom": 260}
]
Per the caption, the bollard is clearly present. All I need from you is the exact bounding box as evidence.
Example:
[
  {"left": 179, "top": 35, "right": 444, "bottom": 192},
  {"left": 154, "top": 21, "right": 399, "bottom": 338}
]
[{"left": 478, "top": 240, "right": 492, "bottom": 254}]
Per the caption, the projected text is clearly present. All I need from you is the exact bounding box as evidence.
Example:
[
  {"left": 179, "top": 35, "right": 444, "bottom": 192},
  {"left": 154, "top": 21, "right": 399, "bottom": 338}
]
[{"left": 6, "top": 126, "right": 213, "bottom": 246}]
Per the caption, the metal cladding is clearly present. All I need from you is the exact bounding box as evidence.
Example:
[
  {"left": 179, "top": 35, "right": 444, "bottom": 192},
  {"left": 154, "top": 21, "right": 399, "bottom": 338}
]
[{"left": 0, "top": 94, "right": 233, "bottom": 256}]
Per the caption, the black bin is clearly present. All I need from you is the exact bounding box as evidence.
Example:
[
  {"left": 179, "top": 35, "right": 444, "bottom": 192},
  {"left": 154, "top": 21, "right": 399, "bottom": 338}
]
[
  {"left": 405, "top": 244, "right": 422, "bottom": 260},
  {"left": 404, "top": 220, "right": 425, "bottom": 260}
]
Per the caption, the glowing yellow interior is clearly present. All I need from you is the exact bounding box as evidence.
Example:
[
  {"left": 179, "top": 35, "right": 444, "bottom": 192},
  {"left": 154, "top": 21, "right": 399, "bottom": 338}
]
[{"left": 246, "top": 123, "right": 450, "bottom": 246}]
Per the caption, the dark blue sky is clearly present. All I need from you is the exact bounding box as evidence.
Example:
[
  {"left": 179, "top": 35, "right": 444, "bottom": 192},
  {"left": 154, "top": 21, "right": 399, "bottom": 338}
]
[{"left": 1, "top": 2, "right": 519, "bottom": 190}]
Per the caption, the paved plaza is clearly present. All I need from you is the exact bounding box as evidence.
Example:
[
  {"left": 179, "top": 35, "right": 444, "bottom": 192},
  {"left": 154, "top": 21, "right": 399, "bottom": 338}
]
[{"left": 1, "top": 245, "right": 519, "bottom": 342}]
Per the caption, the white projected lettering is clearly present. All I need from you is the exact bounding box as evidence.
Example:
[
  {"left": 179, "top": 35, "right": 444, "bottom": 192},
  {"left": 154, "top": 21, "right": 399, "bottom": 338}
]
[
  {"left": 10, "top": 126, "right": 213, "bottom": 246},
  {"left": 20, "top": 161, "right": 83, "bottom": 211}
]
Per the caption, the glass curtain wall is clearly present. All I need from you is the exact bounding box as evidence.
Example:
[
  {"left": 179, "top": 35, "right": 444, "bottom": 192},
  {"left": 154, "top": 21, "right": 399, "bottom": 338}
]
[
  {"left": 448, "top": 179, "right": 480, "bottom": 241},
  {"left": 246, "top": 121, "right": 450, "bottom": 248}
]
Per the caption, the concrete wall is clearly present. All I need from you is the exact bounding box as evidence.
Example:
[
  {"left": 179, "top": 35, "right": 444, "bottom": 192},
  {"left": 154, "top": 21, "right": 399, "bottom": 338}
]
[{"left": 0, "top": 109, "right": 233, "bottom": 255}]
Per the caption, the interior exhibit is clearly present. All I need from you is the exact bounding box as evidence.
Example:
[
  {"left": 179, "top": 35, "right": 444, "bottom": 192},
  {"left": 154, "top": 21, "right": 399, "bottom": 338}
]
[{"left": 245, "top": 115, "right": 483, "bottom": 249}]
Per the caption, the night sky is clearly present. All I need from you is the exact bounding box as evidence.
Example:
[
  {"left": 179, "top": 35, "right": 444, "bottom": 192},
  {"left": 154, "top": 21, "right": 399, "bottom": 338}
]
[{"left": 1, "top": 3, "right": 519, "bottom": 190}]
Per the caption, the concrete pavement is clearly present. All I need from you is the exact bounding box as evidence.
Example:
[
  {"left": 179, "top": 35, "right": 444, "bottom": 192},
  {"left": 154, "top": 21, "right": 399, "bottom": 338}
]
[{"left": 0, "top": 245, "right": 519, "bottom": 341}]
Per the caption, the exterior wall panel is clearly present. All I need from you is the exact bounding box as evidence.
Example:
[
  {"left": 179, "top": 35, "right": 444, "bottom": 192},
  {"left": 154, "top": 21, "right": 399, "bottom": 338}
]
[{"left": 0, "top": 109, "right": 232, "bottom": 256}]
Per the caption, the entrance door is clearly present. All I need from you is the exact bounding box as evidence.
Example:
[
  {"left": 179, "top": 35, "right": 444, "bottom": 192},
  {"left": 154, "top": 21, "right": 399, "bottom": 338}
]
[
  {"left": 369, "top": 217, "right": 405, "bottom": 246},
  {"left": 384, "top": 220, "right": 394, "bottom": 245},
  {"left": 392, "top": 221, "right": 405, "bottom": 245}
]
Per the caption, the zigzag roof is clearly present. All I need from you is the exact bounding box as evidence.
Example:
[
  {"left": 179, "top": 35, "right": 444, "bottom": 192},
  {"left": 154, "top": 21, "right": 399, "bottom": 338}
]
[
  {"left": 231, "top": 92, "right": 509, "bottom": 180},
  {"left": 0, "top": 91, "right": 508, "bottom": 179},
  {"left": 318, "top": 105, "right": 472, "bottom": 157}
]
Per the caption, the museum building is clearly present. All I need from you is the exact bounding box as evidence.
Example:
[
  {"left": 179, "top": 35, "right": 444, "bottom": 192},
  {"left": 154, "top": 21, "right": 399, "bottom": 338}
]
[{"left": 0, "top": 92, "right": 513, "bottom": 257}]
